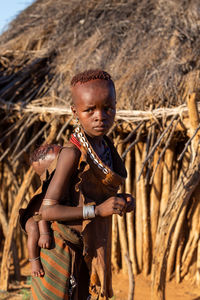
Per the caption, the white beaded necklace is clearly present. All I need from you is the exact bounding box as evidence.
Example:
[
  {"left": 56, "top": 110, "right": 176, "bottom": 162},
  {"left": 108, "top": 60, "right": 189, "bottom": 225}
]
[{"left": 74, "top": 126, "right": 109, "bottom": 175}]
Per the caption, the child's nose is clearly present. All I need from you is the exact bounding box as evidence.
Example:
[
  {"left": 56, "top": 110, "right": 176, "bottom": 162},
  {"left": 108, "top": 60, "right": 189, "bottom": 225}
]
[{"left": 94, "top": 110, "right": 106, "bottom": 121}]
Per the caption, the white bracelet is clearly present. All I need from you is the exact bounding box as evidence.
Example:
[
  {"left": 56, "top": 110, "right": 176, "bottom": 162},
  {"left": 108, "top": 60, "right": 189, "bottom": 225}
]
[{"left": 83, "top": 205, "right": 95, "bottom": 219}]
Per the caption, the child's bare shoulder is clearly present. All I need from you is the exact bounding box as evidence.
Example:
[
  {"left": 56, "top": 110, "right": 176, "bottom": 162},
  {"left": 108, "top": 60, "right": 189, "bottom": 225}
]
[{"left": 57, "top": 142, "right": 80, "bottom": 166}]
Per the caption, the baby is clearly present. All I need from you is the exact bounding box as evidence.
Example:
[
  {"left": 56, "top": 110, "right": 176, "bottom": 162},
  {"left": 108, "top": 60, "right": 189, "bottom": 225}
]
[{"left": 19, "top": 144, "right": 61, "bottom": 276}]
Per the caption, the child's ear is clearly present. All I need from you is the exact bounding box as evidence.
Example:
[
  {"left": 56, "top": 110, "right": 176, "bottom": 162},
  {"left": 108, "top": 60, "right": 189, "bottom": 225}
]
[{"left": 71, "top": 105, "right": 77, "bottom": 118}]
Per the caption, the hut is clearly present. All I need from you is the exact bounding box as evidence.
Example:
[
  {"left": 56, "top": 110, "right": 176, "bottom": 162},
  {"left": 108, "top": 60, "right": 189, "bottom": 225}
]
[{"left": 0, "top": 0, "right": 200, "bottom": 299}]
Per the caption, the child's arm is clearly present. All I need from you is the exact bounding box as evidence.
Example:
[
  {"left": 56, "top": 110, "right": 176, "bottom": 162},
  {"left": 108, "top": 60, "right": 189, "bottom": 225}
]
[{"left": 40, "top": 147, "right": 126, "bottom": 221}]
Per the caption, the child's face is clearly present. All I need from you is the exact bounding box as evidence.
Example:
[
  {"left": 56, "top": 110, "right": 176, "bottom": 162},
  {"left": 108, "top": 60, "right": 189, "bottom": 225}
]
[{"left": 71, "top": 79, "right": 116, "bottom": 138}]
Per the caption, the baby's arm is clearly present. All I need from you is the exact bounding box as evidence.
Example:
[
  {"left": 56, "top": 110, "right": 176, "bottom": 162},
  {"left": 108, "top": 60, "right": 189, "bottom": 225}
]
[{"left": 38, "top": 220, "right": 52, "bottom": 248}]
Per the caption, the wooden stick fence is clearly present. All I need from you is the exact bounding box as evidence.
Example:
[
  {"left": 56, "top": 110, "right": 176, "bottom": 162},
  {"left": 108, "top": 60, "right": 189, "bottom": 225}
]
[{"left": 0, "top": 95, "right": 200, "bottom": 299}]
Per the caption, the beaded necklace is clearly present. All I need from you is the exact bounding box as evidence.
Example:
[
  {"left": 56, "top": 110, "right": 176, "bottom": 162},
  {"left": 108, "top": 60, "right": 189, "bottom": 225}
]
[{"left": 73, "top": 126, "right": 112, "bottom": 175}]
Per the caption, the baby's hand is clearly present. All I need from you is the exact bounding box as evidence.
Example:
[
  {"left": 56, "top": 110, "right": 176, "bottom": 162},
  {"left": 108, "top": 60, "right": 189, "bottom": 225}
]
[
  {"left": 38, "top": 233, "right": 52, "bottom": 249},
  {"left": 117, "top": 193, "right": 135, "bottom": 213}
]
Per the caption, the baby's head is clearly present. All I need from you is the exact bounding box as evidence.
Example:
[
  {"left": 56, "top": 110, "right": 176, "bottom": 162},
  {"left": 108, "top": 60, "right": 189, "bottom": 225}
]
[
  {"left": 70, "top": 69, "right": 116, "bottom": 137},
  {"left": 30, "top": 144, "right": 62, "bottom": 176}
]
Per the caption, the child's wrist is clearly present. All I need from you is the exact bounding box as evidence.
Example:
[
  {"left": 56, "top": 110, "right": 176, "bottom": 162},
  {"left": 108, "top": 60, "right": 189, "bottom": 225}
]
[{"left": 94, "top": 206, "right": 99, "bottom": 217}]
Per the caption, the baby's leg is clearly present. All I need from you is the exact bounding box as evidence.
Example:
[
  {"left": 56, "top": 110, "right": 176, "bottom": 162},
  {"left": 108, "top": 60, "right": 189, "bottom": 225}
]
[
  {"left": 38, "top": 220, "right": 52, "bottom": 249},
  {"left": 25, "top": 217, "right": 44, "bottom": 277}
]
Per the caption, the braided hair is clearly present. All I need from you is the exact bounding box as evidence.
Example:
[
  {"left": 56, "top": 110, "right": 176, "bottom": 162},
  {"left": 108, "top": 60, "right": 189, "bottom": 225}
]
[{"left": 71, "top": 69, "right": 113, "bottom": 86}]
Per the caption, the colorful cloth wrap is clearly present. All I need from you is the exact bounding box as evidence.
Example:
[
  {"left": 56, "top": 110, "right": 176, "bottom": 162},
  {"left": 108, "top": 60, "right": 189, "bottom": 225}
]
[{"left": 31, "top": 222, "right": 89, "bottom": 300}]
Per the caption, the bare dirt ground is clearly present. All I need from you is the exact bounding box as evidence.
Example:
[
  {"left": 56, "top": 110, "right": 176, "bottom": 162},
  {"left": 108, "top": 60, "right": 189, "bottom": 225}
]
[
  {"left": 0, "top": 262, "right": 200, "bottom": 300},
  {"left": 112, "top": 271, "right": 200, "bottom": 300}
]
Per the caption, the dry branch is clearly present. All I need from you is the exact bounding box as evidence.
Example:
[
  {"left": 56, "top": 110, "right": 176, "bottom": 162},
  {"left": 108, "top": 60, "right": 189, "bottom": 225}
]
[
  {"left": 117, "top": 143, "right": 128, "bottom": 273},
  {"left": 111, "top": 214, "right": 119, "bottom": 271},
  {"left": 152, "top": 93, "right": 200, "bottom": 299},
  {"left": 159, "top": 147, "right": 174, "bottom": 219},
  {"left": 151, "top": 153, "right": 200, "bottom": 300},
  {"left": 125, "top": 253, "right": 135, "bottom": 300},
  {"left": 166, "top": 200, "right": 187, "bottom": 281},
  {"left": 181, "top": 198, "right": 200, "bottom": 278},
  {"left": 135, "top": 142, "right": 143, "bottom": 272},
  {"left": 137, "top": 115, "right": 178, "bottom": 181},
  {"left": 175, "top": 232, "right": 184, "bottom": 284},
  {"left": 12, "top": 119, "right": 53, "bottom": 163},
  {"left": 150, "top": 149, "right": 163, "bottom": 260},
  {"left": 177, "top": 124, "right": 200, "bottom": 162},
  {"left": 56, "top": 116, "right": 73, "bottom": 141},
  {"left": 125, "top": 146, "right": 138, "bottom": 275},
  {"left": 197, "top": 239, "right": 200, "bottom": 286},
  {"left": 0, "top": 198, "right": 20, "bottom": 281},
  {"left": 120, "top": 121, "right": 143, "bottom": 144},
  {"left": 0, "top": 167, "right": 35, "bottom": 291},
  {"left": 121, "top": 122, "right": 144, "bottom": 160},
  {"left": 1, "top": 100, "right": 199, "bottom": 122},
  {"left": 141, "top": 142, "right": 150, "bottom": 276},
  {"left": 150, "top": 117, "right": 179, "bottom": 184}
]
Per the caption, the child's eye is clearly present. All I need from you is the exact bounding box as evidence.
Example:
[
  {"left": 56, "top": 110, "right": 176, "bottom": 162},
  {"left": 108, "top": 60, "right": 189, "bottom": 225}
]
[
  {"left": 104, "top": 106, "right": 114, "bottom": 112},
  {"left": 86, "top": 108, "right": 94, "bottom": 112},
  {"left": 85, "top": 108, "right": 94, "bottom": 113}
]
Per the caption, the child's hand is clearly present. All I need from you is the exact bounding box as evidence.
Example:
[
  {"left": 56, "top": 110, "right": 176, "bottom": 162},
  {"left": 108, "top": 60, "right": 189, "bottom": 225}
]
[
  {"left": 117, "top": 193, "right": 135, "bottom": 212},
  {"left": 38, "top": 233, "right": 52, "bottom": 249},
  {"left": 95, "top": 196, "right": 127, "bottom": 217}
]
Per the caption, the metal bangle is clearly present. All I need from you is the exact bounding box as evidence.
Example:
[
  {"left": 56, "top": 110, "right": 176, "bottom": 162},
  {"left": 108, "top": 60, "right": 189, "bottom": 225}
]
[
  {"left": 29, "top": 256, "right": 40, "bottom": 262},
  {"left": 83, "top": 205, "right": 95, "bottom": 219},
  {"left": 43, "top": 198, "right": 59, "bottom": 206}
]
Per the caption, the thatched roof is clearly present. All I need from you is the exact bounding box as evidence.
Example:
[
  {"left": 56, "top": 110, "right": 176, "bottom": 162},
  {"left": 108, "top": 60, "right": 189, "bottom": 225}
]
[{"left": 0, "top": 0, "right": 200, "bottom": 112}]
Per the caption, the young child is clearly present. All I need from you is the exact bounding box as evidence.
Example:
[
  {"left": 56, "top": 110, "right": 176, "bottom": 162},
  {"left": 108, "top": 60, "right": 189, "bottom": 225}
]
[
  {"left": 31, "top": 70, "right": 135, "bottom": 300},
  {"left": 19, "top": 144, "right": 61, "bottom": 277}
]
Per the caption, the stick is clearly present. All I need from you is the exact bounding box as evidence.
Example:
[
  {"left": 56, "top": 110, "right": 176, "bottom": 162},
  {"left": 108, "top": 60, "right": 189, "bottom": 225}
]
[
  {"left": 111, "top": 214, "right": 119, "bottom": 271},
  {"left": 141, "top": 142, "right": 151, "bottom": 276},
  {"left": 180, "top": 184, "right": 197, "bottom": 264},
  {"left": 135, "top": 142, "right": 143, "bottom": 272},
  {"left": 125, "top": 146, "right": 138, "bottom": 275},
  {"left": 138, "top": 115, "right": 178, "bottom": 181},
  {"left": 12, "top": 120, "right": 53, "bottom": 163},
  {"left": 177, "top": 124, "right": 200, "bottom": 162},
  {"left": 0, "top": 167, "right": 35, "bottom": 291},
  {"left": 150, "top": 117, "right": 179, "bottom": 184},
  {"left": 175, "top": 232, "right": 184, "bottom": 283},
  {"left": 125, "top": 253, "right": 135, "bottom": 300},
  {"left": 150, "top": 149, "right": 163, "bottom": 261},
  {"left": 197, "top": 239, "right": 200, "bottom": 286},
  {"left": 120, "top": 121, "right": 144, "bottom": 144},
  {"left": 0, "top": 100, "right": 194, "bottom": 121},
  {"left": 0, "top": 198, "right": 20, "bottom": 281},
  {"left": 159, "top": 147, "right": 174, "bottom": 218},
  {"left": 181, "top": 198, "right": 200, "bottom": 278},
  {"left": 151, "top": 153, "right": 200, "bottom": 300},
  {"left": 0, "top": 114, "right": 37, "bottom": 161},
  {"left": 166, "top": 201, "right": 187, "bottom": 281},
  {"left": 121, "top": 123, "right": 144, "bottom": 160},
  {"left": 12, "top": 115, "right": 38, "bottom": 156},
  {"left": 0, "top": 116, "right": 25, "bottom": 142},
  {"left": 117, "top": 143, "right": 128, "bottom": 273},
  {"left": 56, "top": 116, "right": 73, "bottom": 141},
  {"left": 152, "top": 90, "right": 200, "bottom": 296}
]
